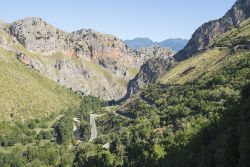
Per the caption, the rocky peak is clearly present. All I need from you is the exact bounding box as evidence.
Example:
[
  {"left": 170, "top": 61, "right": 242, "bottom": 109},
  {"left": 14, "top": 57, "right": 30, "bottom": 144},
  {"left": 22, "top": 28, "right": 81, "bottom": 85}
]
[
  {"left": 9, "top": 17, "right": 136, "bottom": 65},
  {"left": 0, "top": 17, "right": 174, "bottom": 100},
  {"left": 0, "top": 17, "right": 144, "bottom": 100},
  {"left": 71, "top": 28, "right": 135, "bottom": 64},
  {"left": 9, "top": 17, "right": 69, "bottom": 53},
  {"left": 174, "top": 0, "right": 250, "bottom": 61}
]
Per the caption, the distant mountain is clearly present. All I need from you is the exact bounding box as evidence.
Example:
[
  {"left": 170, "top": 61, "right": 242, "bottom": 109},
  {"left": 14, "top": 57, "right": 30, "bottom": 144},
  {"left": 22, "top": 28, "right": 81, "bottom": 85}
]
[
  {"left": 124, "top": 37, "right": 188, "bottom": 51},
  {"left": 124, "top": 38, "right": 154, "bottom": 49},
  {"left": 157, "top": 38, "right": 189, "bottom": 52}
]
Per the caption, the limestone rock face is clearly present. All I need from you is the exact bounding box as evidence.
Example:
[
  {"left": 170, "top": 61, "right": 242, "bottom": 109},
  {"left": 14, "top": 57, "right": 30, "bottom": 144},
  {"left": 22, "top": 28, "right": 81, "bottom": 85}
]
[
  {"left": 135, "top": 45, "right": 174, "bottom": 65},
  {"left": 117, "top": 56, "right": 174, "bottom": 102},
  {"left": 10, "top": 17, "right": 68, "bottom": 53},
  {"left": 16, "top": 52, "right": 44, "bottom": 71},
  {"left": 175, "top": 0, "right": 250, "bottom": 61},
  {"left": 3, "top": 18, "right": 134, "bottom": 100},
  {"left": 0, "top": 17, "right": 174, "bottom": 100}
]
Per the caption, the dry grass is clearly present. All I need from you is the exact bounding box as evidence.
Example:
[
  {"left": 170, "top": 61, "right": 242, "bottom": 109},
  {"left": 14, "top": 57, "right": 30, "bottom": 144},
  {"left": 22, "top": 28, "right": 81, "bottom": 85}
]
[
  {"left": 160, "top": 18, "right": 250, "bottom": 85},
  {"left": 0, "top": 47, "right": 80, "bottom": 122}
]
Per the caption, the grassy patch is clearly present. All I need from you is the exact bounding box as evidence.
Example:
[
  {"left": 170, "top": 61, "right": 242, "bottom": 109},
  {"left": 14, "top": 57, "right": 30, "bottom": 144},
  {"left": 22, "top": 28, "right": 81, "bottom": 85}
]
[
  {"left": 0, "top": 47, "right": 80, "bottom": 122},
  {"left": 127, "top": 66, "right": 140, "bottom": 77}
]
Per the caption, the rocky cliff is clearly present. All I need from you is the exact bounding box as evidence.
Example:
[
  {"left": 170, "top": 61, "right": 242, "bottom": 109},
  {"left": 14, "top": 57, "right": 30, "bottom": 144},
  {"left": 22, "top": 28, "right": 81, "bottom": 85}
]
[
  {"left": 121, "top": 0, "right": 250, "bottom": 101},
  {"left": 116, "top": 56, "right": 174, "bottom": 103},
  {"left": 134, "top": 45, "right": 174, "bottom": 66},
  {"left": 174, "top": 0, "right": 250, "bottom": 61},
  {"left": 0, "top": 17, "right": 174, "bottom": 100},
  {"left": 127, "top": 56, "right": 173, "bottom": 94},
  {"left": 9, "top": 17, "right": 136, "bottom": 77}
]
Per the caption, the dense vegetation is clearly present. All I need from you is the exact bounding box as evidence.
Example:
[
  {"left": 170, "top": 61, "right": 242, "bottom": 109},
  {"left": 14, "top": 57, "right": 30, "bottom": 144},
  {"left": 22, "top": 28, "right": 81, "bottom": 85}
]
[
  {"left": 0, "top": 16, "right": 250, "bottom": 167},
  {"left": 0, "top": 96, "right": 104, "bottom": 167},
  {"left": 91, "top": 50, "right": 250, "bottom": 166},
  {"left": 0, "top": 46, "right": 249, "bottom": 167}
]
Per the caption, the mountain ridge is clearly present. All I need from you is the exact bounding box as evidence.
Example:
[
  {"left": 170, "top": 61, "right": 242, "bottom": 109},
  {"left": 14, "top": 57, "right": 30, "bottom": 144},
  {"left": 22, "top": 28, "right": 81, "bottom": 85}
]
[
  {"left": 0, "top": 0, "right": 250, "bottom": 166},
  {"left": 121, "top": 0, "right": 250, "bottom": 100},
  {"left": 174, "top": 0, "right": 250, "bottom": 61},
  {"left": 124, "top": 37, "right": 188, "bottom": 51},
  {"left": 0, "top": 17, "right": 174, "bottom": 100}
]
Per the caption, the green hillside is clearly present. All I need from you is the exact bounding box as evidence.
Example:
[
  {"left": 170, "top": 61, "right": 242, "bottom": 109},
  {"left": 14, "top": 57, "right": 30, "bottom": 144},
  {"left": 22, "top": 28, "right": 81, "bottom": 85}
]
[
  {"left": 0, "top": 47, "right": 80, "bottom": 122},
  {"left": 88, "top": 17, "right": 250, "bottom": 166},
  {"left": 160, "top": 18, "right": 250, "bottom": 85},
  {"left": 0, "top": 13, "right": 250, "bottom": 167}
]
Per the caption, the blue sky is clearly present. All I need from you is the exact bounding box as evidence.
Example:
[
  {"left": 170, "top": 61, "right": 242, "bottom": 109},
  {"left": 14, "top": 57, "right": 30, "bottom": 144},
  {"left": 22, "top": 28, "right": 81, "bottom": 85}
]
[{"left": 0, "top": 0, "right": 236, "bottom": 41}]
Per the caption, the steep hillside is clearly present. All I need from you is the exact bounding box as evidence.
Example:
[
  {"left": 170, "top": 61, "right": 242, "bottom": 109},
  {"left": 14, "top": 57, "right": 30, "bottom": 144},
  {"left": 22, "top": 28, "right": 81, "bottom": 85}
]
[
  {"left": 114, "top": 46, "right": 174, "bottom": 103},
  {"left": 160, "top": 18, "right": 250, "bottom": 84},
  {"left": 4, "top": 17, "right": 136, "bottom": 100},
  {"left": 0, "top": 1, "right": 249, "bottom": 166},
  {"left": 175, "top": 0, "right": 250, "bottom": 61},
  {"left": 92, "top": 16, "right": 250, "bottom": 166},
  {"left": 0, "top": 17, "right": 174, "bottom": 100},
  {"left": 0, "top": 46, "right": 80, "bottom": 122},
  {"left": 130, "top": 0, "right": 250, "bottom": 94}
]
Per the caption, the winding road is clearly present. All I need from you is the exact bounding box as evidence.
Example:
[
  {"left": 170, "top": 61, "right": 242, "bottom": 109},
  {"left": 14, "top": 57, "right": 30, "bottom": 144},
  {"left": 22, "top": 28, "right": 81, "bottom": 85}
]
[{"left": 89, "top": 114, "right": 98, "bottom": 142}]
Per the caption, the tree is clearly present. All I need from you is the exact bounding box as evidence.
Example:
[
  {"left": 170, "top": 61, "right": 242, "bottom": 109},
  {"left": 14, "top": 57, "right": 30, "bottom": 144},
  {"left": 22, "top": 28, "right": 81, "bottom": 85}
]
[
  {"left": 96, "top": 151, "right": 115, "bottom": 167},
  {"left": 152, "top": 144, "right": 166, "bottom": 160}
]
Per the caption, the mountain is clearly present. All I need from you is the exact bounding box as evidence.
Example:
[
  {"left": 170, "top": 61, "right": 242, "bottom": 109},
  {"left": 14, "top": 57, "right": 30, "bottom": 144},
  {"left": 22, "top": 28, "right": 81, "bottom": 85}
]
[
  {"left": 83, "top": 15, "right": 250, "bottom": 166},
  {"left": 116, "top": 46, "right": 174, "bottom": 103},
  {"left": 124, "top": 38, "right": 154, "bottom": 49},
  {"left": 124, "top": 37, "right": 188, "bottom": 51},
  {"left": 161, "top": 17, "right": 250, "bottom": 84},
  {"left": 128, "top": 0, "right": 250, "bottom": 95},
  {"left": 158, "top": 38, "right": 189, "bottom": 52},
  {"left": 0, "top": 0, "right": 250, "bottom": 166},
  {"left": 0, "top": 17, "right": 174, "bottom": 100},
  {"left": 0, "top": 46, "right": 80, "bottom": 122},
  {"left": 174, "top": 0, "right": 250, "bottom": 61},
  {"left": 95, "top": 1, "right": 250, "bottom": 166}
]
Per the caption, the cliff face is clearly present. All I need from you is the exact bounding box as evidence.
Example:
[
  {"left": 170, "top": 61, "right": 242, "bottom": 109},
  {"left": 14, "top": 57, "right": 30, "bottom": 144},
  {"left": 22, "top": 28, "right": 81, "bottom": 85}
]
[
  {"left": 127, "top": 57, "right": 173, "bottom": 95},
  {"left": 174, "top": 0, "right": 250, "bottom": 61},
  {"left": 0, "top": 17, "right": 174, "bottom": 100},
  {"left": 122, "top": 0, "right": 250, "bottom": 101},
  {"left": 9, "top": 18, "right": 136, "bottom": 78},
  {"left": 134, "top": 45, "right": 174, "bottom": 67},
  {"left": 3, "top": 18, "right": 132, "bottom": 100},
  {"left": 128, "top": 46, "right": 174, "bottom": 95},
  {"left": 116, "top": 56, "right": 174, "bottom": 103}
]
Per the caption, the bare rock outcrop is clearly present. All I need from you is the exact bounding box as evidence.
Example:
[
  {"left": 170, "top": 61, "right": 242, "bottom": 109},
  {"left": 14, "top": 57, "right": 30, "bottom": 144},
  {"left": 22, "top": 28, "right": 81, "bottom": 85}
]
[
  {"left": 116, "top": 56, "right": 174, "bottom": 103},
  {"left": 175, "top": 0, "right": 250, "bottom": 61},
  {"left": 1, "top": 17, "right": 175, "bottom": 100},
  {"left": 135, "top": 45, "right": 174, "bottom": 65}
]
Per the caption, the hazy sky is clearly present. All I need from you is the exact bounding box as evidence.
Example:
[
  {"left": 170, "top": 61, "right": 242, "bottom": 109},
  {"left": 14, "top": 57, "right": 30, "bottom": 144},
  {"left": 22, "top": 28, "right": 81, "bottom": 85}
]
[{"left": 0, "top": 0, "right": 236, "bottom": 41}]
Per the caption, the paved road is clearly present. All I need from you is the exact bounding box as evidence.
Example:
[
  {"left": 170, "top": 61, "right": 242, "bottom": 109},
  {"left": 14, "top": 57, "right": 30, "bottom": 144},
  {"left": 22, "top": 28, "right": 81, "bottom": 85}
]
[{"left": 89, "top": 114, "right": 98, "bottom": 142}]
